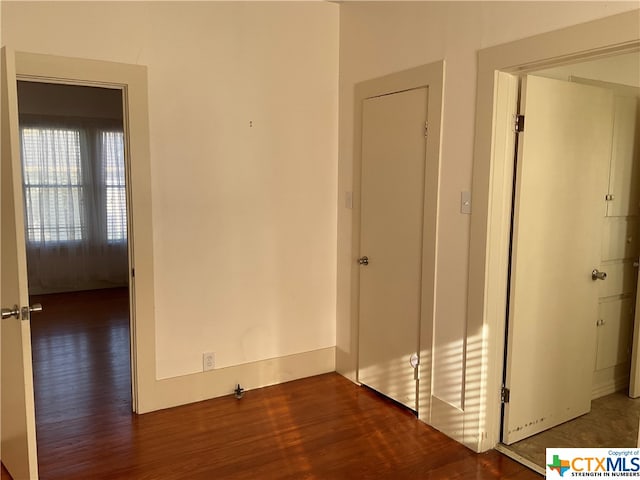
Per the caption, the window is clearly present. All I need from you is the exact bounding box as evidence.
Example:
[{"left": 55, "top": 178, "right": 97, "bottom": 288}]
[
  {"left": 101, "top": 131, "right": 127, "bottom": 243},
  {"left": 21, "top": 127, "right": 85, "bottom": 243},
  {"left": 20, "top": 124, "right": 127, "bottom": 246}
]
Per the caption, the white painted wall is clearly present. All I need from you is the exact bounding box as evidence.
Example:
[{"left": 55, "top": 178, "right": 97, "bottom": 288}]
[
  {"left": 2, "top": 2, "right": 339, "bottom": 379},
  {"left": 336, "top": 1, "right": 639, "bottom": 416}
]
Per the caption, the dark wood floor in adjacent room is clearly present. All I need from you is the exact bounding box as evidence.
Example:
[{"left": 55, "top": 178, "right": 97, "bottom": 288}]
[{"left": 2, "top": 288, "right": 540, "bottom": 479}]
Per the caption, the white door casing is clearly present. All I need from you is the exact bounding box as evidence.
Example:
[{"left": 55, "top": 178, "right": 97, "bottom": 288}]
[
  {"left": 358, "top": 87, "right": 428, "bottom": 411},
  {"left": 633, "top": 129, "right": 640, "bottom": 400},
  {"left": 631, "top": 257, "right": 640, "bottom": 397},
  {"left": 12, "top": 51, "right": 158, "bottom": 413},
  {"left": 1, "top": 50, "right": 154, "bottom": 477},
  {"left": 503, "top": 75, "right": 614, "bottom": 444},
  {"left": 1, "top": 46, "right": 40, "bottom": 480}
]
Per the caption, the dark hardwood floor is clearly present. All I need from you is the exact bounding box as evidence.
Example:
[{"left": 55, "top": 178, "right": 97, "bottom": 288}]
[{"left": 2, "top": 288, "right": 540, "bottom": 479}]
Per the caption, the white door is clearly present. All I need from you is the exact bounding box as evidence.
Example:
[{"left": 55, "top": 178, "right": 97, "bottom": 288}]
[
  {"left": 503, "top": 75, "right": 614, "bottom": 444},
  {"left": 1, "top": 47, "right": 40, "bottom": 479},
  {"left": 358, "top": 87, "right": 427, "bottom": 411}
]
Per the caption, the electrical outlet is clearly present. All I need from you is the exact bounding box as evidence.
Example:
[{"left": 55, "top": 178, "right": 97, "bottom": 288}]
[{"left": 203, "top": 352, "right": 215, "bottom": 371}]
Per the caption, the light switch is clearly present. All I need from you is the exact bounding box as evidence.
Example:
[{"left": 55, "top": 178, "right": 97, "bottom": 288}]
[{"left": 461, "top": 191, "right": 471, "bottom": 214}]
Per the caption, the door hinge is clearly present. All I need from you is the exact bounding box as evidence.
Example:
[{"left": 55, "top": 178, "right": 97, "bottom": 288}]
[
  {"left": 501, "top": 386, "right": 510, "bottom": 404},
  {"left": 131, "top": 268, "right": 135, "bottom": 278},
  {"left": 514, "top": 114, "right": 525, "bottom": 133},
  {"left": 424, "top": 121, "right": 429, "bottom": 138},
  {"left": 605, "top": 193, "right": 615, "bottom": 201}
]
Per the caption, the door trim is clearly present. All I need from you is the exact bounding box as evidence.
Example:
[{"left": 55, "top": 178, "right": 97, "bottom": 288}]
[
  {"left": 13, "top": 51, "right": 156, "bottom": 413},
  {"left": 467, "top": 9, "right": 640, "bottom": 452},
  {"left": 350, "top": 61, "right": 444, "bottom": 423}
]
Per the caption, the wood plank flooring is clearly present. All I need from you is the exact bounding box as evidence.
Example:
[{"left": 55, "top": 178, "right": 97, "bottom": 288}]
[{"left": 2, "top": 288, "right": 540, "bottom": 479}]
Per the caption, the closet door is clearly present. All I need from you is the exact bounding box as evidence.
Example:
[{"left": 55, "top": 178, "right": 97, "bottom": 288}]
[{"left": 358, "top": 87, "right": 428, "bottom": 411}]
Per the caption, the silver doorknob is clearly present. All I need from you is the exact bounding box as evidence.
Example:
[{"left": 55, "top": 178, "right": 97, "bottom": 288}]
[
  {"left": 592, "top": 269, "right": 607, "bottom": 281},
  {"left": 358, "top": 256, "right": 369, "bottom": 266},
  {"left": 1, "top": 303, "right": 43, "bottom": 320},
  {"left": 21, "top": 303, "right": 43, "bottom": 320},
  {"left": 1, "top": 305, "right": 20, "bottom": 320}
]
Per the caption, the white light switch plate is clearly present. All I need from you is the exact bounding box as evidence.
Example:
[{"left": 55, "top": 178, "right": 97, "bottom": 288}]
[{"left": 461, "top": 191, "right": 471, "bottom": 214}]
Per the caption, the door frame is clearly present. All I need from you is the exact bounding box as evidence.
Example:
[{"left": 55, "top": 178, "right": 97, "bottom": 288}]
[
  {"left": 350, "top": 61, "right": 444, "bottom": 423},
  {"left": 466, "top": 9, "right": 640, "bottom": 452},
  {"left": 10, "top": 50, "right": 157, "bottom": 414}
]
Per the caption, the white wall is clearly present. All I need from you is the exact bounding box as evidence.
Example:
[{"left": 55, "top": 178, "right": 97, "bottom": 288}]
[
  {"left": 336, "top": 1, "right": 639, "bottom": 417},
  {"left": 2, "top": 1, "right": 339, "bottom": 379}
]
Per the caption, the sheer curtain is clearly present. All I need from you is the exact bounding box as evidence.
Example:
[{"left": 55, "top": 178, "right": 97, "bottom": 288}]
[{"left": 20, "top": 116, "right": 128, "bottom": 294}]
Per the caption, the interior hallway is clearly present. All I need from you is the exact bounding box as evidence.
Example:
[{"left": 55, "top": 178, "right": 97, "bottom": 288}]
[{"left": 1, "top": 288, "right": 539, "bottom": 479}]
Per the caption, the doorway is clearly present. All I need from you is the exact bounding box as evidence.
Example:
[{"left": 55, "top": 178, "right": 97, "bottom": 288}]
[
  {"left": 463, "top": 10, "right": 640, "bottom": 456},
  {"left": 17, "top": 81, "right": 129, "bottom": 296},
  {"left": 16, "top": 80, "right": 134, "bottom": 444},
  {"left": 1, "top": 50, "right": 155, "bottom": 480},
  {"left": 352, "top": 61, "right": 444, "bottom": 423},
  {"left": 499, "top": 53, "right": 640, "bottom": 472}
]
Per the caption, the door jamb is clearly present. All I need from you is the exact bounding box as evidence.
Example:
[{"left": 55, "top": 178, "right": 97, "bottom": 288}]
[
  {"left": 466, "top": 9, "right": 640, "bottom": 452},
  {"left": 350, "top": 61, "right": 444, "bottom": 423},
  {"left": 12, "top": 51, "right": 156, "bottom": 414}
]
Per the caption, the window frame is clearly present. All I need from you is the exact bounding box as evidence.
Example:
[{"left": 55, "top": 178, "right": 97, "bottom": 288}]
[{"left": 18, "top": 115, "right": 128, "bottom": 247}]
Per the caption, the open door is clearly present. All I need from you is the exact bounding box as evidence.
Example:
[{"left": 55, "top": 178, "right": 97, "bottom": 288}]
[
  {"left": 503, "top": 75, "right": 614, "bottom": 444},
  {"left": 358, "top": 87, "right": 427, "bottom": 411},
  {"left": 1, "top": 47, "right": 40, "bottom": 479}
]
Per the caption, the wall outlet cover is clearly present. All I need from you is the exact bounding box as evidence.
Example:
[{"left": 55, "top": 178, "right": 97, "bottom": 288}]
[{"left": 203, "top": 352, "right": 215, "bottom": 371}]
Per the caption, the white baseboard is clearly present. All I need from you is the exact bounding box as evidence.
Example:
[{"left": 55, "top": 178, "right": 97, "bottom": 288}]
[
  {"left": 138, "top": 346, "right": 336, "bottom": 413},
  {"left": 429, "top": 395, "right": 465, "bottom": 444}
]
